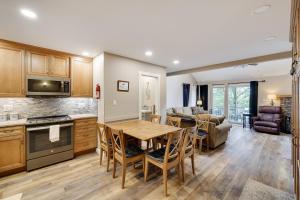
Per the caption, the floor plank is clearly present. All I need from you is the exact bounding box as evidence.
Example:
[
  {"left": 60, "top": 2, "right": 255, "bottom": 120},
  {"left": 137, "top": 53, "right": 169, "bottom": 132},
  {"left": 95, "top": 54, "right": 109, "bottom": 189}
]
[{"left": 0, "top": 126, "right": 294, "bottom": 200}]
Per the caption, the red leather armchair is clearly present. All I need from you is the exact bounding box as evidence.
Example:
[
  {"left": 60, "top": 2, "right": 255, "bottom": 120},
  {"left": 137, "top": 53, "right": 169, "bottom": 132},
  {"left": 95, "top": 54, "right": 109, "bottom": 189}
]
[{"left": 252, "top": 106, "right": 282, "bottom": 134}]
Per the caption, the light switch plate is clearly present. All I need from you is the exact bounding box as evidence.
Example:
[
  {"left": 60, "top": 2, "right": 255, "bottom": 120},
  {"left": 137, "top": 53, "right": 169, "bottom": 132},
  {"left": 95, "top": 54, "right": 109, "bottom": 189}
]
[{"left": 113, "top": 100, "right": 117, "bottom": 105}]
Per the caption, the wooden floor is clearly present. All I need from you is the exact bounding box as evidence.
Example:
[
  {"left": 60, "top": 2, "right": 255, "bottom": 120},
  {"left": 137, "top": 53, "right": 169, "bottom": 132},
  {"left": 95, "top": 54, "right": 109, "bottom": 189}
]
[{"left": 0, "top": 126, "right": 294, "bottom": 200}]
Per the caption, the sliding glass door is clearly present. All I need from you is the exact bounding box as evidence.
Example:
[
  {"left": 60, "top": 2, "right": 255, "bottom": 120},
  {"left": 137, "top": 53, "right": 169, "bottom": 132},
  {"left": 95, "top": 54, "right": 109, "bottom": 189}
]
[
  {"left": 228, "top": 84, "right": 250, "bottom": 123},
  {"left": 212, "top": 85, "right": 225, "bottom": 116}
]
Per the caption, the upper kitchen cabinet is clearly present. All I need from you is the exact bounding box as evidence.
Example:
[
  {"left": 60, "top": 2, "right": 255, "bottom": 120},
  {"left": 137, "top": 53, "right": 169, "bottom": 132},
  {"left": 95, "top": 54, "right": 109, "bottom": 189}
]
[
  {"left": 71, "top": 57, "right": 93, "bottom": 97},
  {"left": 26, "top": 51, "right": 48, "bottom": 76},
  {"left": 0, "top": 44, "right": 25, "bottom": 97},
  {"left": 48, "top": 55, "right": 70, "bottom": 77},
  {"left": 27, "top": 51, "right": 70, "bottom": 78}
]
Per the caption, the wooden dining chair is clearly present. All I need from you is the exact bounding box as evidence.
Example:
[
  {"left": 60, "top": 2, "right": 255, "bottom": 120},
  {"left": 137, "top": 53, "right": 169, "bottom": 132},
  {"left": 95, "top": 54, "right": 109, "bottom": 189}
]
[
  {"left": 180, "top": 126, "right": 197, "bottom": 182},
  {"left": 146, "top": 114, "right": 162, "bottom": 151},
  {"left": 150, "top": 114, "right": 161, "bottom": 124},
  {"left": 166, "top": 116, "right": 181, "bottom": 127},
  {"left": 156, "top": 116, "right": 181, "bottom": 149},
  {"left": 97, "top": 123, "right": 112, "bottom": 172},
  {"left": 195, "top": 114, "right": 211, "bottom": 154},
  {"left": 109, "top": 127, "right": 145, "bottom": 189},
  {"left": 144, "top": 129, "right": 184, "bottom": 196}
]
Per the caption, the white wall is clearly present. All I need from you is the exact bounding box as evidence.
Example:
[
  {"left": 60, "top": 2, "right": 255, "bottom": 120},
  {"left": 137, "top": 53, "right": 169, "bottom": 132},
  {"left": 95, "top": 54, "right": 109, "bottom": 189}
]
[
  {"left": 93, "top": 53, "right": 104, "bottom": 122},
  {"left": 258, "top": 75, "right": 292, "bottom": 106},
  {"left": 103, "top": 53, "right": 166, "bottom": 122},
  {"left": 166, "top": 74, "right": 197, "bottom": 108}
]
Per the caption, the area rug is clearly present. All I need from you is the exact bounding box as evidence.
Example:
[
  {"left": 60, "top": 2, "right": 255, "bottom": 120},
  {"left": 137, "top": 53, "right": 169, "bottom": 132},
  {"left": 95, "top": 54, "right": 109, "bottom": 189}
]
[{"left": 239, "top": 179, "right": 294, "bottom": 200}]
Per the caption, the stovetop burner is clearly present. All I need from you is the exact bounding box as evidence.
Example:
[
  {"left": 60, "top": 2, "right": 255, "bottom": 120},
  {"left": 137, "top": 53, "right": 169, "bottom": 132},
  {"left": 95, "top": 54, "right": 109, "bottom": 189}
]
[{"left": 26, "top": 115, "right": 72, "bottom": 125}]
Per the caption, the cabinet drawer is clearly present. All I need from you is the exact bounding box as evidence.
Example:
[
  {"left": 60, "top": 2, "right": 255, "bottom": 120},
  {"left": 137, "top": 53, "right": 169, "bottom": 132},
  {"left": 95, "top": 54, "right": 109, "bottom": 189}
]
[
  {"left": 0, "top": 126, "right": 24, "bottom": 137},
  {"left": 75, "top": 118, "right": 96, "bottom": 124}
]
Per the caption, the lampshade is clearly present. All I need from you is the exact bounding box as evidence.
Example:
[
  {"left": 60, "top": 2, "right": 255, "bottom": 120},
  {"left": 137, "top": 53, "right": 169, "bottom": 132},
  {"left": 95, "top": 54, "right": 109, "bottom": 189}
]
[
  {"left": 267, "top": 94, "right": 277, "bottom": 100},
  {"left": 197, "top": 100, "right": 203, "bottom": 106}
]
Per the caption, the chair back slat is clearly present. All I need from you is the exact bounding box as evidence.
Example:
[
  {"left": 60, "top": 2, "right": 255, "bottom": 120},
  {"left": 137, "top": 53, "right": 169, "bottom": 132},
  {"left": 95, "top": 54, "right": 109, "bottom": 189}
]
[
  {"left": 164, "top": 129, "right": 184, "bottom": 163},
  {"left": 181, "top": 126, "right": 197, "bottom": 158},
  {"left": 167, "top": 116, "right": 181, "bottom": 127},
  {"left": 150, "top": 114, "right": 161, "bottom": 124},
  {"left": 97, "top": 123, "right": 111, "bottom": 147},
  {"left": 196, "top": 114, "right": 210, "bottom": 132},
  {"left": 109, "top": 128, "right": 125, "bottom": 158}
]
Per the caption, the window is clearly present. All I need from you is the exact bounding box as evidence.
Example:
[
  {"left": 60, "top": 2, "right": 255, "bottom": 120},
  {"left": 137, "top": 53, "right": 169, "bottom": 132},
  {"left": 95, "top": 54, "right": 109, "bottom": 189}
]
[{"left": 212, "top": 85, "right": 225, "bottom": 116}]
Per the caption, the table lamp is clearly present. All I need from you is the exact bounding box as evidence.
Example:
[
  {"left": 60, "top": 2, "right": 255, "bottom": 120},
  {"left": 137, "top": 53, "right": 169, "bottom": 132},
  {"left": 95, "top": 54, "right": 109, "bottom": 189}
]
[
  {"left": 197, "top": 99, "right": 203, "bottom": 107},
  {"left": 267, "top": 94, "right": 277, "bottom": 106}
]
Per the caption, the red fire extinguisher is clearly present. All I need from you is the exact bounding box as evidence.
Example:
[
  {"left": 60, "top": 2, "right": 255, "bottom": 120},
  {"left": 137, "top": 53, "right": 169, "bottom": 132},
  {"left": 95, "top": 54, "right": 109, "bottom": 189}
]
[{"left": 96, "top": 84, "right": 100, "bottom": 99}]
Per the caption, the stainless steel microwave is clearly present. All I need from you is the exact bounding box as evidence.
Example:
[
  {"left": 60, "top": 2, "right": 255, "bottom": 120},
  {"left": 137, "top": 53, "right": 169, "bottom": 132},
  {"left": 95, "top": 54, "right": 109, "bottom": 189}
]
[{"left": 26, "top": 76, "right": 71, "bottom": 96}]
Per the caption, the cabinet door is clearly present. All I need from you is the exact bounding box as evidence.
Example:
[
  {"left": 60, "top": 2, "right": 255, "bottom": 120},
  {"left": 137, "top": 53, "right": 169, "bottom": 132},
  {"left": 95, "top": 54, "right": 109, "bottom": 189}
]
[
  {"left": 71, "top": 58, "right": 93, "bottom": 97},
  {"left": 74, "top": 118, "right": 97, "bottom": 153},
  {"left": 0, "top": 126, "right": 25, "bottom": 173},
  {"left": 0, "top": 45, "right": 25, "bottom": 97},
  {"left": 27, "top": 51, "right": 49, "bottom": 76},
  {"left": 48, "top": 55, "right": 70, "bottom": 77}
]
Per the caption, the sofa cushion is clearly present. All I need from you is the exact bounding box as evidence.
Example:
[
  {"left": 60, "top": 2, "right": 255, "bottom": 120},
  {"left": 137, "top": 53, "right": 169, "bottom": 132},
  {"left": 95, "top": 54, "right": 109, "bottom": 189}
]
[
  {"left": 254, "top": 121, "right": 278, "bottom": 128},
  {"left": 210, "top": 115, "right": 226, "bottom": 125},
  {"left": 173, "top": 107, "right": 183, "bottom": 114},
  {"left": 182, "top": 107, "right": 193, "bottom": 115},
  {"left": 166, "top": 108, "right": 174, "bottom": 115},
  {"left": 191, "top": 106, "right": 205, "bottom": 115}
]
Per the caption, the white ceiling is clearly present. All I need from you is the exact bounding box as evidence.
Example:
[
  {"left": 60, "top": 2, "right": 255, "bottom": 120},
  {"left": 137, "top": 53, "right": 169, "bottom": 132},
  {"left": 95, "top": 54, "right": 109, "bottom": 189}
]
[
  {"left": 0, "top": 0, "right": 292, "bottom": 72},
  {"left": 192, "top": 58, "right": 292, "bottom": 83}
]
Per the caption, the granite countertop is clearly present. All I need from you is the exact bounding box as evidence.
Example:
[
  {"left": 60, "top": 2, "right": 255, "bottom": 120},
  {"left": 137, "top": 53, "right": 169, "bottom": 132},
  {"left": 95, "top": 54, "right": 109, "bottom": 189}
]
[
  {"left": 0, "top": 114, "right": 98, "bottom": 128},
  {"left": 0, "top": 119, "right": 27, "bottom": 128},
  {"left": 69, "top": 114, "right": 98, "bottom": 120}
]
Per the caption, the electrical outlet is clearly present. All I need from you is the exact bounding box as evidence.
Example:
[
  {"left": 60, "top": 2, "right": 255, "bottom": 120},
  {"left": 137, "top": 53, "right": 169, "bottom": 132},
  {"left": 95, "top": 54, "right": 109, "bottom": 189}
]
[{"left": 3, "top": 105, "right": 13, "bottom": 112}]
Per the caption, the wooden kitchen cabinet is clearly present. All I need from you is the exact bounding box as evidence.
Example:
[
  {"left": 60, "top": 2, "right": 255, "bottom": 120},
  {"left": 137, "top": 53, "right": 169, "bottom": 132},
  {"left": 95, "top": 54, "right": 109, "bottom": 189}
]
[
  {"left": 0, "top": 126, "right": 25, "bottom": 175},
  {"left": 0, "top": 45, "right": 25, "bottom": 97},
  {"left": 71, "top": 57, "right": 93, "bottom": 97},
  {"left": 27, "top": 51, "right": 70, "bottom": 78},
  {"left": 48, "top": 55, "right": 70, "bottom": 77},
  {"left": 27, "top": 51, "right": 48, "bottom": 76},
  {"left": 74, "top": 118, "right": 97, "bottom": 154}
]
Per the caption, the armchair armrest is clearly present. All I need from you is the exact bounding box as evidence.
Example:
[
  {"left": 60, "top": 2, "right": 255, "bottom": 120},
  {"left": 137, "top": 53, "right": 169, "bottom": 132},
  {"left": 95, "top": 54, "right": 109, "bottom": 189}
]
[{"left": 252, "top": 116, "right": 260, "bottom": 123}]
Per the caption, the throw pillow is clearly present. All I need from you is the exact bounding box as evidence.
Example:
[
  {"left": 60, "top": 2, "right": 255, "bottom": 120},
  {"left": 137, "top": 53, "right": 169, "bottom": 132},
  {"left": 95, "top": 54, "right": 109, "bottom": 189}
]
[{"left": 182, "top": 107, "right": 193, "bottom": 115}]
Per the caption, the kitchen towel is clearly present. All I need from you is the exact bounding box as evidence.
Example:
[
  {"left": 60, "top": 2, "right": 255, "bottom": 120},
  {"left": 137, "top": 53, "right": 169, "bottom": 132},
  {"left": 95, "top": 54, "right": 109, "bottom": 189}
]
[{"left": 49, "top": 125, "right": 60, "bottom": 142}]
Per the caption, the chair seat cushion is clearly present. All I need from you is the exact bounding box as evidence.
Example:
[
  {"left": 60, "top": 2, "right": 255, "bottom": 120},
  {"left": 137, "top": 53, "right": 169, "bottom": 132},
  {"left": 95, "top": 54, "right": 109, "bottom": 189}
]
[
  {"left": 125, "top": 145, "right": 144, "bottom": 158},
  {"left": 198, "top": 129, "right": 208, "bottom": 137},
  {"left": 147, "top": 145, "right": 175, "bottom": 162},
  {"left": 254, "top": 121, "right": 278, "bottom": 128}
]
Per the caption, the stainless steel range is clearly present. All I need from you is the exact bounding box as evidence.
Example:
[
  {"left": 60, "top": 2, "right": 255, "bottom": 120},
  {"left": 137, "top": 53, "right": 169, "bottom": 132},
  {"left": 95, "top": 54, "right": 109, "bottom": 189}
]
[{"left": 26, "top": 115, "right": 74, "bottom": 171}]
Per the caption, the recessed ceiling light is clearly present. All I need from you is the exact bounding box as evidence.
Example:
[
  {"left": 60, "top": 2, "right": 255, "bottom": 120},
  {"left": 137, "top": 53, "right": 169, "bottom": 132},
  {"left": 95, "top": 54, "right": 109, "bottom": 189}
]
[
  {"left": 145, "top": 51, "right": 153, "bottom": 57},
  {"left": 265, "top": 36, "right": 277, "bottom": 41},
  {"left": 81, "top": 51, "right": 90, "bottom": 56},
  {"left": 20, "top": 8, "right": 37, "bottom": 19},
  {"left": 252, "top": 5, "right": 271, "bottom": 14},
  {"left": 173, "top": 60, "right": 180, "bottom": 65}
]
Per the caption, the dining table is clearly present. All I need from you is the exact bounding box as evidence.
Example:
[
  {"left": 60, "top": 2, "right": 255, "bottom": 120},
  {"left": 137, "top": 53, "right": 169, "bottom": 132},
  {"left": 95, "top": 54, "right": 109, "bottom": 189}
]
[{"left": 107, "top": 119, "right": 182, "bottom": 141}]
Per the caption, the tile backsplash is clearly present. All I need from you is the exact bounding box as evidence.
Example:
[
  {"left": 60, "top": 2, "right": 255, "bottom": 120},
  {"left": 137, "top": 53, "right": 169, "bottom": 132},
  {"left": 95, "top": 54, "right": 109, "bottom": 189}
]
[{"left": 0, "top": 98, "right": 97, "bottom": 118}]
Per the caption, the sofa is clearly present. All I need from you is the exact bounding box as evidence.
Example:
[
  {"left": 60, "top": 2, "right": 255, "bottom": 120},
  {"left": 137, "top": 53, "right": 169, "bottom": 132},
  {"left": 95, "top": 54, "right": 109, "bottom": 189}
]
[
  {"left": 166, "top": 106, "right": 232, "bottom": 148},
  {"left": 252, "top": 106, "right": 282, "bottom": 134}
]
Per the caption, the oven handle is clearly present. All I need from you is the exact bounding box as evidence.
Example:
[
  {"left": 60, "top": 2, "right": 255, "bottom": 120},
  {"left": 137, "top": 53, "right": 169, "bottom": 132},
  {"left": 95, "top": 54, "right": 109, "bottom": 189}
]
[{"left": 27, "top": 123, "right": 74, "bottom": 131}]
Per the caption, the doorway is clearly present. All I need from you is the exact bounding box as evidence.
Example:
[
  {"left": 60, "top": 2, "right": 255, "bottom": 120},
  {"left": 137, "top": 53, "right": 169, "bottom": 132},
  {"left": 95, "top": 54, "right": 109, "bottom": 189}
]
[
  {"left": 228, "top": 83, "right": 250, "bottom": 123},
  {"left": 139, "top": 72, "right": 160, "bottom": 120}
]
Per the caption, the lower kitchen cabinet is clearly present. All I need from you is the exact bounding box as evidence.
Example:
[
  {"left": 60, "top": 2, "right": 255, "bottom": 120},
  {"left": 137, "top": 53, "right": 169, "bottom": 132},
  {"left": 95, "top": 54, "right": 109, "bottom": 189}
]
[
  {"left": 0, "top": 126, "right": 25, "bottom": 175},
  {"left": 74, "top": 118, "right": 97, "bottom": 154}
]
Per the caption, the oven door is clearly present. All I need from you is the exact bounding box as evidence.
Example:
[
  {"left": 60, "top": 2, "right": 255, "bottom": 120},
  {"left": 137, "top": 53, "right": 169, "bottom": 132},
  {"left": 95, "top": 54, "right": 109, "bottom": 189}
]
[
  {"left": 26, "top": 123, "right": 73, "bottom": 160},
  {"left": 26, "top": 75, "right": 70, "bottom": 96}
]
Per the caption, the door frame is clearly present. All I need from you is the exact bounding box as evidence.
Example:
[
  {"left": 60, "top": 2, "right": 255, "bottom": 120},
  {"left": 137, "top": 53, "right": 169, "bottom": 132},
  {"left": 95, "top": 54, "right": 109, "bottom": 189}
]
[{"left": 138, "top": 72, "right": 161, "bottom": 119}]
